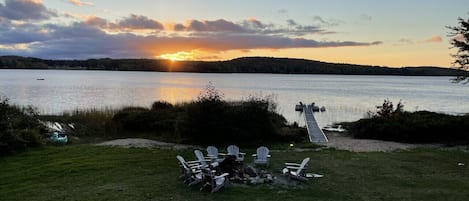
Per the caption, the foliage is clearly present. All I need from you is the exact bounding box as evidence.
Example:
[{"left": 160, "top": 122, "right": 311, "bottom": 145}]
[
  {"left": 0, "top": 97, "right": 44, "bottom": 155},
  {"left": 375, "top": 99, "right": 404, "bottom": 118},
  {"left": 448, "top": 17, "right": 469, "bottom": 82},
  {"left": 151, "top": 100, "right": 173, "bottom": 110},
  {"left": 177, "top": 96, "right": 304, "bottom": 145},
  {"left": 196, "top": 81, "right": 224, "bottom": 102},
  {"left": 347, "top": 111, "right": 469, "bottom": 144}
]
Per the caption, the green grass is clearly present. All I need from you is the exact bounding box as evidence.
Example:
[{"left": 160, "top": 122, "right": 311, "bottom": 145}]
[{"left": 1, "top": 145, "right": 469, "bottom": 201}]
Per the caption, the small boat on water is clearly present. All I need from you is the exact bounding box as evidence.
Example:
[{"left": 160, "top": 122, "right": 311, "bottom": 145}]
[{"left": 36, "top": 78, "right": 45, "bottom": 80}]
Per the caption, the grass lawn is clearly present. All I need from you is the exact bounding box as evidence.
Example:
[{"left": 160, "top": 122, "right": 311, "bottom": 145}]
[{"left": 1, "top": 145, "right": 468, "bottom": 201}]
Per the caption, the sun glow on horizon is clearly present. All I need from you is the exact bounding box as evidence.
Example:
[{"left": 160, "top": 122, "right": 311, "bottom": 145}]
[{"left": 158, "top": 51, "right": 194, "bottom": 61}]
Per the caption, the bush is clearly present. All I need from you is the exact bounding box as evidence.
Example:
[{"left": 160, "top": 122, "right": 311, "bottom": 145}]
[
  {"left": 176, "top": 97, "right": 303, "bottom": 146},
  {"left": 151, "top": 101, "right": 173, "bottom": 111},
  {"left": 347, "top": 111, "right": 469, "bottom": 144},
  {"left": 0, "top": 98, "right": 44, "bottom": 155}
]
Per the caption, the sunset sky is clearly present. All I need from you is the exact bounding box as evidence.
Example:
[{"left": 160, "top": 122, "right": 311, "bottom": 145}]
[{"left": 0, "top": 0, "right": 468, "bottom": 67}]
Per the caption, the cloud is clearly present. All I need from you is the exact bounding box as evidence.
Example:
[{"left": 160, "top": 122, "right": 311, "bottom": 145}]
[
  {"left": 111, "top": 14, "right": 164, "bottom": 30},
  {"left": 0, "top": 19, "right": 382, "bottom": 59},
  {"left": 84, "top": 14, "right": 164, "bottom": 30},
  {"left": 0, "top": 3, "right": 382, "bottom": 59},
  {"left": 396, "top": 36, "right": 442, "bottom": 45},
  {"left": 167, "top": 18, "right": 331, "bottom": 36},
  {"left": 0, "top": 22, "right": 51, "bottom": 44},
  {"left": 312, "top": 16, "right": 343, "bottom": 27},
  {"left": 424, "top": 35, "right": 442, "bottom": 43},
  {"left": 172, "top": 19, "right": 247, "bottom": 33},
  {"left": 67, "top": 0, "right": 93, "bottom": 7},
  {"left": 0, "top": 0, "right": 57, "bottom": 21}
]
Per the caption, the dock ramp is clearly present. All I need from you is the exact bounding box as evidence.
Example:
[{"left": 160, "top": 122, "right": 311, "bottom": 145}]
[{"left": 303, "top": 105, "right": 328, "bottom": 143}]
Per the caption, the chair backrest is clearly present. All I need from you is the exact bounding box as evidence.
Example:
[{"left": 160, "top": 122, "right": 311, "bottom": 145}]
[
  {"left": 256, "top": 146, "right": 269, "bottom": 160},
  {"left": 176, "top": 155, "right": 189, "bottom": 169},
  {"left": 294, "top": 157, "right": 310, "bottom": 176},
  {"left": 194, "top": 150, "right": 207, "bottom": 166},
  {"left": 227, "top": 145, "right": 239, "bottom": 155},
  {"left": 206, "top": 146, "right": 218, "bottom": 157}
]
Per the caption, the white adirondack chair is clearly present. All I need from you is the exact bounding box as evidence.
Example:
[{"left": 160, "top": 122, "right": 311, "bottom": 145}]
[
  {"left": 252, "top": 146, "right": 270, "bottom": 166},
  {"left": 194, "top": 150, "right": 219, "bottom": 168},
  {"left": 176, "top": 155, "right": 204, "bottom": 186},
  {"left": 200, "top": 169, "right": 230, "bottom": 193},
  {"left": 206, "top": 146, "right": 224, "bottom": 162},
  {"left": 282, "top": 157, "right": 310, "bottom": 181},
  {"left": 225, "top": 145, "right": 245, "bottom": 162}
]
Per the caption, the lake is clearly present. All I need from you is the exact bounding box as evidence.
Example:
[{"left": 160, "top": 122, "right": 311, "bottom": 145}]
[{"left": 1, "top": 69, "right": 468, "bottom": 128}]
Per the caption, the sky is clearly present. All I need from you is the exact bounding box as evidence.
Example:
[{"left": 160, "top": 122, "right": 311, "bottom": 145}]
[{"left": 0, "top": 0, "right": 468, "bottom": 67}]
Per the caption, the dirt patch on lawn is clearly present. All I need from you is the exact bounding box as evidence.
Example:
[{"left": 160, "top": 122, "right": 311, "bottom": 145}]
[{"left": 324, "top": 132, "right": 420, "bottom": 152}]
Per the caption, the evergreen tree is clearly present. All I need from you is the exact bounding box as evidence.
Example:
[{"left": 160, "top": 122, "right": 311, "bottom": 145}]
[{"left": 448, "top": 17, "right": 469, "bottom": 82}]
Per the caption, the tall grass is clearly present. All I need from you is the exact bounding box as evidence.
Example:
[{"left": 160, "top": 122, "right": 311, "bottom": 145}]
[{"left": 38, "top": 99, "right": 305, "bottom": 146}]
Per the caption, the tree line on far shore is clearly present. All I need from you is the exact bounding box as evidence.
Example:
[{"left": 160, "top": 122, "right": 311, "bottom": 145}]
[{"left": 0, "top": 55, "right": 465, "bottom": 76}]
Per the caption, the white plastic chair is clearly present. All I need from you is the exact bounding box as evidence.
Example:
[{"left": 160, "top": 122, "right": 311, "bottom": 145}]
[
  {"left": 200, "top": 169, "right": 230, "bottom": 193},
  {"left": 206, "top": 146, "right": 224, "bottom": 163},
  {"left": 226, "top": 145, "right": 245, "bottom": 162},
  {"left": 252, "top": 146, "right": 270, "bottom": 166},
  {"left": 176, "top": 155, "right": 204, "bottom": 186},
  {"left": 282, "top": 157, "right": 310, "bottom": 181},
  {"left": 194, "top": 150, "right": 219, "bottom": 168}
]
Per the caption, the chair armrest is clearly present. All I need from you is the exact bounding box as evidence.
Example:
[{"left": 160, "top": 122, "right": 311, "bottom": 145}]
[
  {"left": 190, "top": 164, "right": 203, "bottom": 170},
  {"left": 284, "top": 162, "right": 301, "bottom": 166},
  {"left": 253, "top": 154, "right": 271, "bottom": 157},
  {"left": 285, "top": 166, "right": 303, "bottom": 170},
  {"left": 186, "top": 160, "right": 201, "bottom": 165},
  {"left": 218, "top": 153, "right": 227, "bottom": 156},
  {"left": 286, "top": 166, "right": 307, "bottom": 171},
  {"left": 239, "top": 152, "right": 246, "bottom": 155},
  {"left": 215, "top": 173, "right": 230, "bottom": 179}
]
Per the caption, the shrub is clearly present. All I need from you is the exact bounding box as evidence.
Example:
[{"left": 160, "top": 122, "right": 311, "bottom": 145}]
[
  {"left": 176, "top": 97, "right": 302, "bottom": 146},
  {"left": 151, "top": 101, "right": 173, "bottom": 111},
  {"left": 348, "top": 111, "right": 469, "bottom": 144},
  {"left": 0, "top": 98, "right": 44, "bottom": 155}
]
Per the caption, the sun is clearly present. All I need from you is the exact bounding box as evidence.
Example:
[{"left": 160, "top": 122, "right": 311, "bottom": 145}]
[{"left": 159, "top": 51, "right": 194, "bottom": 61}]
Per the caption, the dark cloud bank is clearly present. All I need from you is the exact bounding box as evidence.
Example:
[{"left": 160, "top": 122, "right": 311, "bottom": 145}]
[{"left": 0, "top": 0, "right": 382, "bottom": 59}]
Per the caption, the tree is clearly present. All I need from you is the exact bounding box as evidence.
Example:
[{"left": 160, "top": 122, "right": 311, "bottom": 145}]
[
  {"left": 448, "top": 17, "right": 469, "bottom": 83},
  {"left": 376, "top": 99, "right": 403, "bottom": 118}
]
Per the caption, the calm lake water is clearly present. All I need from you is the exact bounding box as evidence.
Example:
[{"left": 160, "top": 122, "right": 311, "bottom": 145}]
[{"left": 1, "top": 69, "right": 468, "bottom": 127}]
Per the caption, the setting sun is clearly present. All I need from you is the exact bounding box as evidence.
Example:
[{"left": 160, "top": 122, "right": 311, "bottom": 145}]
[{"left": 159, "top": 51, "right": 194, "bottom": 61}]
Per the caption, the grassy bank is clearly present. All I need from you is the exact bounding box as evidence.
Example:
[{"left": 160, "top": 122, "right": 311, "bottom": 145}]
[
  {"left": 1, "top": 145, "right": 468, "bottom": 201},
  {"left": 39, "top": 96, "right": 306, "bottom": 146}
]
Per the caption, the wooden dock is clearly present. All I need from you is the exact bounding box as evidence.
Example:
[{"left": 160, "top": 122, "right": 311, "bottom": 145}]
[{"left": 303, "top": 105, "right": 328, "bottom": 143}]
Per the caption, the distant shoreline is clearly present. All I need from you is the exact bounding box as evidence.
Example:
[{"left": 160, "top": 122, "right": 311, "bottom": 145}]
[{"left": 0, "top": 55, "right": 464, "bottom": 76}]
